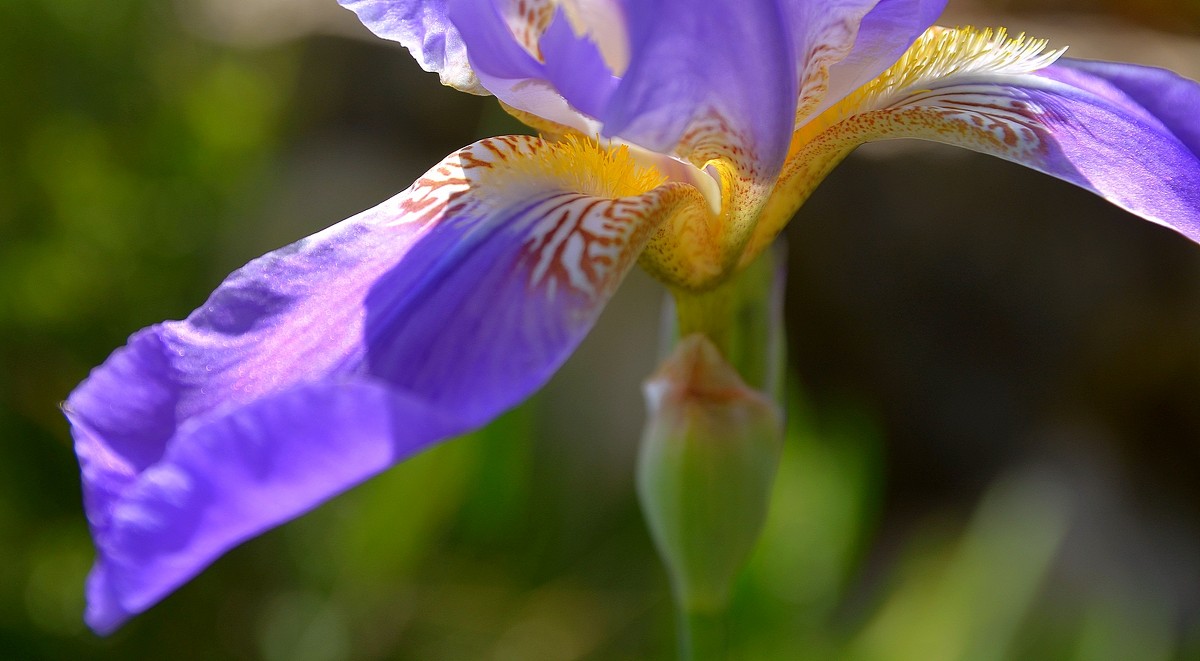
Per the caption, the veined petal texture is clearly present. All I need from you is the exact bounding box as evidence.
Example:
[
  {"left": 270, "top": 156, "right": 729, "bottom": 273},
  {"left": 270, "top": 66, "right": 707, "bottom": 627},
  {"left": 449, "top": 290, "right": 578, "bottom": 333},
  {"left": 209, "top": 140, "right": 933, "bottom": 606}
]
[{"left": 67, "top": 135, "right": 697, "bottom": 634}]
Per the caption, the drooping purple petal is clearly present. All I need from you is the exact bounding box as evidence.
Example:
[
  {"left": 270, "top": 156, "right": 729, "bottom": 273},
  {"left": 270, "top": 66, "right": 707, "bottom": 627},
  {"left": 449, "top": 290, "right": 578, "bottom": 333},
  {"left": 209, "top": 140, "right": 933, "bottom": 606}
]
[
  {"left": 846, "top": 49, "right": 1200, "bottom": 242},
  {"left": 76, "top": 381, "right": 458, "bottom": 634},
  {"left": 338, "top": 0, "right": 486, "bottom": 93},
  {"left": 1047, "top": 59, "right": 1200, "bottom": 158},
  {"left": 1020, "top": 59, "right": 1200, "bottom": 239},
  {"left": 68, "top": 135, "right": 683, "bottom": 633},
  {"left": 748, "top": 30, "right": 1200, "bottom": 265}
]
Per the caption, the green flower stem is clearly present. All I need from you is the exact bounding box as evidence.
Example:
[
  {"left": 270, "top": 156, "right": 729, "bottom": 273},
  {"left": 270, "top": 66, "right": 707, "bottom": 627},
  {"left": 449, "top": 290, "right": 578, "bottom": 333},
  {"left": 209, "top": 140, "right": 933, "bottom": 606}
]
[
  {"left": 672, "top": 244, "right": 784, "bottom": 397},
  {"left": 680, "top": 606, "right": 729, "bottom": 661}
]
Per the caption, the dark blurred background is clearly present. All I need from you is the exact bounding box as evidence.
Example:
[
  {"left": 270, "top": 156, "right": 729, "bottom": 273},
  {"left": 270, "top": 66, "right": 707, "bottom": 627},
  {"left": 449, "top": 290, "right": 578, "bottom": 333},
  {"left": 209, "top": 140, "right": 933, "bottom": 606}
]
[{"left": 1, "top": 1, "right": 1198, "bottom": 658}]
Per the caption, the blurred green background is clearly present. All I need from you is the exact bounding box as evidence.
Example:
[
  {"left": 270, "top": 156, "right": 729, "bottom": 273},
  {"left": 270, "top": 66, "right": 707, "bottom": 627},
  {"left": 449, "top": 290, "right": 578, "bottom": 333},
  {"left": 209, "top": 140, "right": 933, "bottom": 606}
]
[{"left": 2, "top": 1, "right": 1199, "bottom": 659}]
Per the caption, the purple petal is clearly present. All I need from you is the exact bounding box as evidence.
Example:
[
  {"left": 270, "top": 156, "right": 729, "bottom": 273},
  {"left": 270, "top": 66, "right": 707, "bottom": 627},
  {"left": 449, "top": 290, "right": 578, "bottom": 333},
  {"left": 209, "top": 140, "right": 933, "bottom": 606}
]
[
  {"left": 338, "top": 0, "right": 486, "bottom": 93},
  {"left": 77, "top": 381, "right": 457, "bottom": 634},
  {"left": 447, "top": 0, "right": 609, "bottom": 135},
  {"left": 602, "top": 0, "right": 796, "bottom": 173},
  {"left": 750, "top": 32, "right": 1200, "bottom": 271},
  {"left": 444, "top": 0, "right": 543, "bottom": 80},
  {"left": 449, "top": 0, "right": 800, "bottom": 178},
  {"left": 597, "top": 0, "right": 943, "bottom": 172},
  {"left": 1023, "top": 60, "right": 1200, "bottom": 239},
  {"left": 68, "top": 135, "right": 677, "bottom": 633},
  {"left": 440, "top": 0, "right": 624, "bottom": 136},
  {"left": 436, "top": 0, "right": 942, "bottom": 193},
  {"left": 1047, "top": 58, "right": 1200, "bottom": 158},
  {"left": 801, "top": 0, "right": 946, "bottom": 121},
  {"left": 539, "top": 10, "right": 621, "bottom": 120}
]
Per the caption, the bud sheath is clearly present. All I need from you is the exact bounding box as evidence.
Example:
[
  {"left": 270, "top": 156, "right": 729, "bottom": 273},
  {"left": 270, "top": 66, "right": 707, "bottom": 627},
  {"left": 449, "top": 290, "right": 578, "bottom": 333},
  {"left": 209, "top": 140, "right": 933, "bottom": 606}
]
[{"left": 637, "top": 334, "right": 784, "bottom": 613}]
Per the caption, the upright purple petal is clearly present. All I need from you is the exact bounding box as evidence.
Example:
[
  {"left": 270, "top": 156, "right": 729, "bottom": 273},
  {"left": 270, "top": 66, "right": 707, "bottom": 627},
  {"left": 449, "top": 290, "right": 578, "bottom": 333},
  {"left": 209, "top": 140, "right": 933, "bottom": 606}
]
[
  {"left": 338, "top": 0, "right": 486, "bottom": 93},
  {"left": 68, "top": 135, "right": 696, "bottom": 633},
  {"left": 800, "top": 0, "right": 946, "bottom": 122},
  {"left": 539, "top": 10, "right": 621, "bottom": 120},
  {"left": 602, "top": 0, "right": 796, "bottom": 173},
  {"left": 450, "top": 0, "right": 799, "bottom": 182},
  {"left": 419, "top": 0, "right": 947, "bottom": 211},
  {"left": 444, "top": 0, "right": 543, "bottom": 80}
]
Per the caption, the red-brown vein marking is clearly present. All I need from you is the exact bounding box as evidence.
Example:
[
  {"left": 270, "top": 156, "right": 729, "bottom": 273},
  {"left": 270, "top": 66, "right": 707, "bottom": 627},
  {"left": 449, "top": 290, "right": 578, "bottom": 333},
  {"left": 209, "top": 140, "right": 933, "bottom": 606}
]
[
  {"left": 391, "top": 137, "right": 522, "bottom": 229},
  {"left": 914, "top": 90, "right": 1045, "bottom": 149},
  {"left": 382, "top": 134, "right": 682, "bottom": 300},
  {"left": 873, "top": 84, "right": 1051, "bottom": 163},
  {"left": 746, "top": 78, "right": 1053, "bottom": 267},
  {"left": 505, "top": 0, "right": 556, "bottom": 61},
  {"left": 521, "top": 192, "right": 649, "bottom": 299},
  {"left": 792, "top": 10, "right": 868, "bottom": 125}
]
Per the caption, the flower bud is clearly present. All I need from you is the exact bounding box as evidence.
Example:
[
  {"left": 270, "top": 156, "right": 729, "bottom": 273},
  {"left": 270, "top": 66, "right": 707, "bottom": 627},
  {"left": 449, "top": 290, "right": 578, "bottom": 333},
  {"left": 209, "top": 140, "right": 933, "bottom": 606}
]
[{"left": 637, "top": 333, "right": 784, "bottom": 613}]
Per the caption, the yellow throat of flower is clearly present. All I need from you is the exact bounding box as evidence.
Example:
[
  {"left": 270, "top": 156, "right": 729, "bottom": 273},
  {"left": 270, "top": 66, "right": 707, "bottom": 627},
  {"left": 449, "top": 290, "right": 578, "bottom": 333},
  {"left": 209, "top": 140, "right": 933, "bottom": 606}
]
[{"left": 487, "top": 134, "right": 668, "bottom": 199}]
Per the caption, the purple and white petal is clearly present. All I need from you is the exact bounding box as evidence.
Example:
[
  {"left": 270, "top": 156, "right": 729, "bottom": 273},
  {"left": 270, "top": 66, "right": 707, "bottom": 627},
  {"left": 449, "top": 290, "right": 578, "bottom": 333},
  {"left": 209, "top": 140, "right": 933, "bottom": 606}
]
[
  {"left": 68, "top": 135, "right": 684, "bottom": 634},
  {"left": 338, "top": 0, "right": 486, "bottom": 93},
  {"left": 796, "top": 0, "right": 946, "bottom": 123},
  {"left": 538, "top": 10, "right": 621, "bottom": 120},
  {"left": 447, "top": 0, "right": 608, "bottom": 135}
]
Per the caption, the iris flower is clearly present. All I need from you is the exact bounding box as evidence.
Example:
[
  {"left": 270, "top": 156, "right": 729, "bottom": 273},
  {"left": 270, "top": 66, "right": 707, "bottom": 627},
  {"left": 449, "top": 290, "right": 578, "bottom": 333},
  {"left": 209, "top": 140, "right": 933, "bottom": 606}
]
[{"left": 66, "top": 0, "right": 1200, "bottom": 634}]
